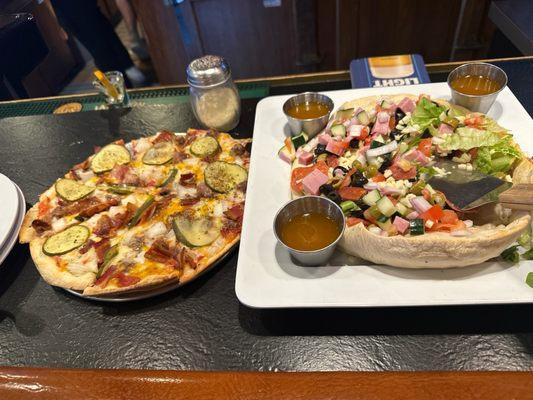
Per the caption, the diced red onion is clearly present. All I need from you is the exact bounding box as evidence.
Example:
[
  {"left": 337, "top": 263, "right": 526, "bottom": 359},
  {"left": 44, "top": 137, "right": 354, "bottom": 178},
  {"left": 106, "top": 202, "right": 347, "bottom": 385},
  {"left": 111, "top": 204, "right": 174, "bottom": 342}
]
[
  {"left": 464, "top": 220, "right": 473, "bottom": 228},
  {"left": 363, "top": 182, "right": 380, "bottom": 191},
  {"left": 393, "top": 216, "right": 410, "bottom": 234},
  {"left": 410, "top": 196, "right": 432, "bottom": 214},
  {"left": 366, "top": 140, "right": 398, "bottom": 158},
  {"left": 381, "top": 186, "right": 403, "bottom": 195}
]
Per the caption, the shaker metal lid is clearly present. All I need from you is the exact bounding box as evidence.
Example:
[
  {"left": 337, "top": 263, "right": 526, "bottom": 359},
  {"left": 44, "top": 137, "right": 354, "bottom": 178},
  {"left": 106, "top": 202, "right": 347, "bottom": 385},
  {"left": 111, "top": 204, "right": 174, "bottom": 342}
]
[{"left": 186, "top": 55, "right": 231, "bottom": 87}]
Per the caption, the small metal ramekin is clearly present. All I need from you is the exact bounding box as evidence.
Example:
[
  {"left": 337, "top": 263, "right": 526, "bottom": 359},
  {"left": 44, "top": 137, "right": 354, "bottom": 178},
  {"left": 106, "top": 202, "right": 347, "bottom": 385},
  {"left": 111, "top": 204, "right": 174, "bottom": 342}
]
[
  {"left": 282, "top": 92, "right": 334, "bottom": 138},
  {"left": 447, "top": 62, "right": 507, "bottom": 113},
  {"left": 273, "top": 196, "right": 345, "bottom": 266}
]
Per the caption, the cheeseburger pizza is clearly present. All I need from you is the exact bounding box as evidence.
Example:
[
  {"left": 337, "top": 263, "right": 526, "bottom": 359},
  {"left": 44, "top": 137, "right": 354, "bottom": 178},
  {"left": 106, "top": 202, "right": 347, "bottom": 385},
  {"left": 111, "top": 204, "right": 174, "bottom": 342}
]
[
  {"left": 20, "top": 129, "right": 250, "bottom": 295},
  {"left": 279, "top": 94, "right": 533, "bottom": 268}
]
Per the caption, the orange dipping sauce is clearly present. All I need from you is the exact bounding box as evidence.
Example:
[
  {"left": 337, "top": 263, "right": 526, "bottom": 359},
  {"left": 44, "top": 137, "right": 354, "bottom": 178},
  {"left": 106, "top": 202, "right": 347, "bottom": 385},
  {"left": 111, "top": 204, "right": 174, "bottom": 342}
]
[
  {"left": 286, "top": 101, "right": 330, "bottom": 119},
  {"left": 279, "top": 212, "right": 340, "bottom": 251},
  {"left": 450, "top": 74, "right": 501, "bottom": 95}
]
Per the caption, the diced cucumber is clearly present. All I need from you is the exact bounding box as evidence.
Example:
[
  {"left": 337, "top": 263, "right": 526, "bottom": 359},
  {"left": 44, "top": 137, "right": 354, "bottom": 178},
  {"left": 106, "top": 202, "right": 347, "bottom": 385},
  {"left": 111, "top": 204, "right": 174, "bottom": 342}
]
[
  {"left": 42, "top": 225, "right": 90, "bottom": 256},
  {"left": 377, "top": 218, "right": 392, "bottom": 231},
  {"left": 291, "top": 132, "right": 308, "bottom": 150},
  {"left": 356, "top": 110, "right": 370, "bottom": 125},
  {"left": 376, "top": 196, "right": 396, "bottom": 217},
  {"left": 91, "top": 144, "right": 131, "bottom": 173},
  {"left": 330, "top": 124, "right": 346, "bottom": 138},
  {"left": 335, "top": 108, "right": 354, "bottom": 121},
  {"left": 380, "top": 99, "right": 392, "bottom": 109},
  {"left": 55, "top": 178, "right": 94, "bottom": 202},
  {"left": 204, "top": 161, "right": 247, "bottom": 193},
  {"left": 395, "top": 202, "right": 410, "bottom": 217},
  {"left": 377, "top": 214, "right": 389, "bottom": 223},
  {"left": 190, "top": 136, "right": 220, "bottom": 158},
  {"left": 340, "top": 200, "right": 357, "bottom": 213},
  {"left": 409, "top": 218, "right": 425, "bottom": 235},
  {"left": 362, "top": 189, "right": 381, "bottom": 206},
  {"left": 370, "top": 140, "right": 385, "bottom": 149},
  {"left": 143, "top": 141, "right": 174, "bottom": 165},
  {"left": 172, "top": 215, "right": 220, "bottom": 247}
]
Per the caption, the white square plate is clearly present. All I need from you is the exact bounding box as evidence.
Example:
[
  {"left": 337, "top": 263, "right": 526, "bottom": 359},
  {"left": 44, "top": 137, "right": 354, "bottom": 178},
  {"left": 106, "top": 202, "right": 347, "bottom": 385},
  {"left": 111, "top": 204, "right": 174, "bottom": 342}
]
[{"left": 235, "top": 82, "right": 533, "bottom": 308}]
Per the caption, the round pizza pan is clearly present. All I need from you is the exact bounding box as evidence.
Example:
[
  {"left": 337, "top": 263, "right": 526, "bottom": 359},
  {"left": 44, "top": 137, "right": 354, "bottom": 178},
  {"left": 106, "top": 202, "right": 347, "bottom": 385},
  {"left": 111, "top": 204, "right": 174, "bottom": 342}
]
[{"left": 62, "top": 243, "right": 238, "bottom": 302}]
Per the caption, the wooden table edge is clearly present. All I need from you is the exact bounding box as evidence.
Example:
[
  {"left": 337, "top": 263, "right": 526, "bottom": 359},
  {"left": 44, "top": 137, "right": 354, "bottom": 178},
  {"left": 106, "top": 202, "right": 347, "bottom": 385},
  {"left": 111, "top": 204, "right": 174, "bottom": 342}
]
[{"left": 1, "top": 368, "right": 533, "bottom": 399}]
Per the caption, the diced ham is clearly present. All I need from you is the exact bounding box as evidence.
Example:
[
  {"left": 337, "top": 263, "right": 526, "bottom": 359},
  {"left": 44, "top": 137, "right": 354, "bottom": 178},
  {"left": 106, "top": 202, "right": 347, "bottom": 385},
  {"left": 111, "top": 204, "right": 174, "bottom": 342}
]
[
  {"left": 438, "top": 123, "right": 454, "bottom": 135},
  {"left": 298, "top": 151, "right": 314, "bottom": 165},
  {"left": 376, "top": 111, "right": 389, "bottom": 123},
  {"left": 393, "top": 216, "right": 410, "bottom": 234},
  {"left": 278, "top": 150, "right": 293, "bottom": 164},
  {"left": 398, "top": 97, "right": 416, "bottom": 113},
  {"left": 403, "top": 149, "right": 430, "bottom": 166},
  {"left": 325, "top": 139, "right": 347, "bottom": 156},
  {"left": 318, "top": 133, "right": 332, "bottom": 145},
  {"left": 347, "top": 124, "right": 365, "bottom": 138},
  {"left": 390, "top": 163, "right": 417, "bottom": 180},
  {"left": 301, "top": 169, "right": 329, "bottom": 195}
]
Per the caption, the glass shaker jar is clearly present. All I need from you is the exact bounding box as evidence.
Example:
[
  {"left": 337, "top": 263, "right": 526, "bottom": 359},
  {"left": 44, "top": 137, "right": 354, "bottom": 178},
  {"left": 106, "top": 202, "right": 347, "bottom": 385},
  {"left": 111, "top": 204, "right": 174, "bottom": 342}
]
[{"left": 186, "top": 55, "right": 241, "bottom": 132}]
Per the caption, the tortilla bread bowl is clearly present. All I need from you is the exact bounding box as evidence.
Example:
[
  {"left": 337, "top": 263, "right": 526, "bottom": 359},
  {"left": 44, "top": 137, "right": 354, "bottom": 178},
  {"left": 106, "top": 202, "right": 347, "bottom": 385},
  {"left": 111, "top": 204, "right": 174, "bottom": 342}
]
[{"left": 294, "top": 94, "right": 532, "bottom": 268}]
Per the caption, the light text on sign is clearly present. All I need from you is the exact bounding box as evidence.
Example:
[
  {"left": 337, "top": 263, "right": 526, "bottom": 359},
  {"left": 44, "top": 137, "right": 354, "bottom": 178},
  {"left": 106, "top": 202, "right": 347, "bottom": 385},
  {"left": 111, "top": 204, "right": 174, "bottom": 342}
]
[{"left": 373, "top": 77, "right": 420, "bottom": 87}]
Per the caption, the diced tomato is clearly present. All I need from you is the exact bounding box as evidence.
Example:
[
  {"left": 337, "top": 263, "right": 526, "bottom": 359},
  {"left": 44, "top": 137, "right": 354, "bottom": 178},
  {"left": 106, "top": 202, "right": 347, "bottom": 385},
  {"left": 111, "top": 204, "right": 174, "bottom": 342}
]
[
  {"left": 338, "top": 186, "right": 366, "bottom": 201},
  {"left": 358, "top": 127, "right": 370, "bottom": 140},
  {"left": 431, "top": 220, "right": 466, "bottom": 232},
  {"left": 37, "top": 198, "right": 51, "bottom": 218},
  {"left": 290, "top": 161, "right": 329, "bottom": 194},
  {"left": 339, "top": 169, "right": 356, "bottom": 188},
  {"left": 363, "top": 208, "right": 378, "bottom": 224},
  {"left": 372, "top": 173, "right": 386, "bottom": 182},
  {"left": 326, "top": 154, "right": 339, "bottom": 168},
  {"left": 389, "top": 117, "right": 396, "bottom": 130},
  {"left": 464, "top": 115, "right": 483, "bottom": 128},
  {"left": 440, "top": 209, "right": 459, "bottom": 225},
  {"left": 387, "top": 196, "right": 398, "bottom": 205},
  {"left": 390, "top": 164, "right": 416, "bottom": 180},
  {"left": 347, "top": 217, "right": 368, "bottom": 227},
  {"left": 419, "top": 205, "right": 444, "bottom": 222},
  {"left": 417, "top": 138, "right": 433, "bottom": 157}
]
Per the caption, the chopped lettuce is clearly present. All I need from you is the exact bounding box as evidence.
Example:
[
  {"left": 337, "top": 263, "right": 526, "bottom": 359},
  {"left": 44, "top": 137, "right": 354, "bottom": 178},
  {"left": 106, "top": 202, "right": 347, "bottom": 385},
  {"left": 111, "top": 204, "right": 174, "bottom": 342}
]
[
  {"left": 440, "top": 127, "right": 500, "bottom": 151},
  {"left": 411, "top": 97, "right": 446, "bottom": 131},
  {"left": 473, "top": 136, "right": 522, "bottom": 174}
]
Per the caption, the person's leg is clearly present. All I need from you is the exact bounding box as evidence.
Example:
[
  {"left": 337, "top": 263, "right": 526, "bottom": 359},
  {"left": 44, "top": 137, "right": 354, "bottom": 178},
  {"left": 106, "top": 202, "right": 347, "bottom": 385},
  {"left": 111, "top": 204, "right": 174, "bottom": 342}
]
[
  {"left": 51, "top": 0, "right": 133, "bottom": 72},
  {"left": 114, "top": 0, "right": 149, "bottom": 60},
  {"left": 115, "top": 0, "right": 139, "bottom": 41}
]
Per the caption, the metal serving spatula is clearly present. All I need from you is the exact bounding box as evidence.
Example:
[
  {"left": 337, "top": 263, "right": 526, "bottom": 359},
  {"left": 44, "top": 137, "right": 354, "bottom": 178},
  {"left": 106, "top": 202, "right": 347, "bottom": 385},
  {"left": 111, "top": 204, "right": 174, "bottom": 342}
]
[{"left": 428, "top": 159, "right": 533, "bottom": 212}]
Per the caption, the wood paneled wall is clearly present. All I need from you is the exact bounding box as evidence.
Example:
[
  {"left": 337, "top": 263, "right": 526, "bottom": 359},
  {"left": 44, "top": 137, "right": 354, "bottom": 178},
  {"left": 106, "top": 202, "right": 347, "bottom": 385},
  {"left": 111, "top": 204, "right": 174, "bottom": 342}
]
[{"left": 132, "top": 0, "right": 494, "bottom": 84}]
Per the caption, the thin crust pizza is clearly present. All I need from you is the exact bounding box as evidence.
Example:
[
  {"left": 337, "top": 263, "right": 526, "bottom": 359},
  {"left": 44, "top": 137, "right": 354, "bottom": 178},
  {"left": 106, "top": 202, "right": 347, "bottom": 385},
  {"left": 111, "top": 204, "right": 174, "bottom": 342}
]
[
  {"left": 20, "top": 129, "right": 250, "bottom": 295},
  {"left": 280, "top": 94, "right": 532, "bottom": 268}
]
